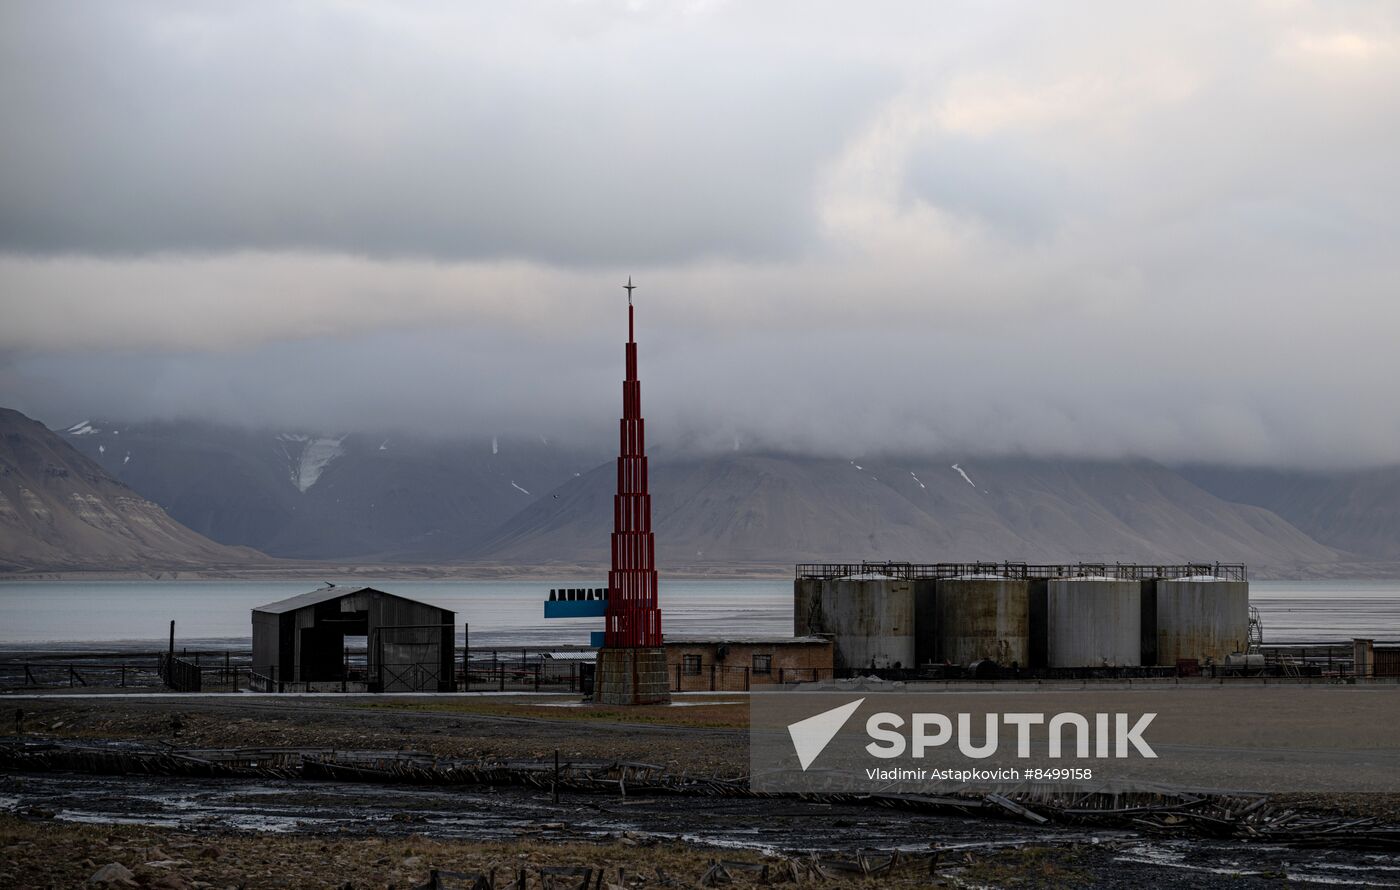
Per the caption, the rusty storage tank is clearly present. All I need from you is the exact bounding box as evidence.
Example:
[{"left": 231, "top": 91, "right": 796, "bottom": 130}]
[
  {"left": 1046, "top": 579, "right": 1141, "bottom": 667},
  {"left": 1152, "top": 578, "right": 1249, "bottom": 666},
  {"left": 933, "top": 577, "right": 1031, "bottom": 666},
  {"left": 913, "top": 578, "right": 938, "bottom": 667},
  {"left": 794, "top": 575, "right": 915, "bottom": 671}
]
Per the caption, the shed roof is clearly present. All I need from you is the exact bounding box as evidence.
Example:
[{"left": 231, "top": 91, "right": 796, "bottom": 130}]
[{"left": 252, "top": 585, "right": 447, "bottom": 615}]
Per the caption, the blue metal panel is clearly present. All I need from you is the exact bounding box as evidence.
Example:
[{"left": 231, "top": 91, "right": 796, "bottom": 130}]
[
  {"left": 544, "top": 599, "right": 609, "bottom": 619},
  {"left": 590, "top": 631, "right": 606, "bottom": 648}
]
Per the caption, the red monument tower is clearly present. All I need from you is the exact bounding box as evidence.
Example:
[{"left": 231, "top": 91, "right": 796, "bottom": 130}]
[{"left": 595, "top": 278, "right": 670, "bottom": 704}]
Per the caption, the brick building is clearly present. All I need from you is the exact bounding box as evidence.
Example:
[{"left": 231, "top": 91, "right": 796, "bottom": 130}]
[{"left": 663, "top": 635, "right": 833, "bottom": 692}]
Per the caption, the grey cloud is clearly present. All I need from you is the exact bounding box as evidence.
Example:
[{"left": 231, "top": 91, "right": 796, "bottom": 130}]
[
  {"left": 903, "top": 137, "right": 1065, "bottom": 242},
  {"left": 8, "top": 327, "right": 618, "bottom": 444},
  {"left": 8, "top": 312, "right": 1400, "bottom": 470},
  {"left": 2, "top": 2, "right": 1400, "bottom": 470},
  {"left": 0, "top": 3, "right": 887, "bottom": 263}
]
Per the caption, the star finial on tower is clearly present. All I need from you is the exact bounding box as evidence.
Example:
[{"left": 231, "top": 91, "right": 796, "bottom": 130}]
[{"left": 624, "top": 276, "right": 636, "bottom": 305}]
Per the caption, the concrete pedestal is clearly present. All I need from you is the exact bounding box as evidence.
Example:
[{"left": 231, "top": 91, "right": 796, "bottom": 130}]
[{"left": 594, "top": 647, "right": 671, "bottom": 705}]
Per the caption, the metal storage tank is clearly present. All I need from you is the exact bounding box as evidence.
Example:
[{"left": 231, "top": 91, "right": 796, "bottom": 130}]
[
  {"left": 793, "top": 576, "right": 915, "bottom": 671},
  {"left": 933, "top": 578, "right": 1031, "bottom": 666},
  {"left": 1154, "top": 579, "right": 1249, "bottom": 666},
  {"left": 1046, "top": 579, "right": 1141, "bottom": 667},
  {"left": 1027, "top": 579, "right": 1049, "bottom": 668},
  {"left": 794, "top": 578, "right": 821, "bottom": 639},
  {"left": 913, "top": 579, "right": 938, "bottom": 667}
]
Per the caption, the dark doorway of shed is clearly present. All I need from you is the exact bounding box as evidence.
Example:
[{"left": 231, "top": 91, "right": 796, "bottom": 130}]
[{"left": 299, "top": 613, "right": 369, "bottom": 683}]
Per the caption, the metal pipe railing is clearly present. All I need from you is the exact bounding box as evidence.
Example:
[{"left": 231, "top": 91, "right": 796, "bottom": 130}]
[{"left": 795, "top": 561, "right": 1247, "bottom": 582}]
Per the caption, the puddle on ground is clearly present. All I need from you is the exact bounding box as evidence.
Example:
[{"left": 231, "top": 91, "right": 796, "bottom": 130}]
[{"left": 2, "top": 771, "right": 1398, "bottom": 882}]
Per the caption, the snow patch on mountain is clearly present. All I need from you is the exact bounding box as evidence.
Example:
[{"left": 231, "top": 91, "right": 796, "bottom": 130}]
[
  {"left": 276, "top": 433, "right": 346, "bottom": 493},
  {"left": 951, "top": 463, "right": 977, "bottom": 488},
  {"left": 511, "top": 481, "right": 530, "bottom": 495},
  {"left": 67, "top": 421, "right": 98, "bottom": 436}
]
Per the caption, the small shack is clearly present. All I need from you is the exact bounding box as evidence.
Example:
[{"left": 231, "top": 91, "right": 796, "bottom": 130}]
[{"left": 251, "top": 586, "right": 455, "bottom": 692}]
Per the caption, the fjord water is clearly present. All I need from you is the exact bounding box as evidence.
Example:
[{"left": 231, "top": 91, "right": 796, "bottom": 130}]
[
  {"left": 1, "top": 579, "right": 1398, "bottom": 651},
  {"left": 0, "top": 579, "right": 785, "bottom": 651}
]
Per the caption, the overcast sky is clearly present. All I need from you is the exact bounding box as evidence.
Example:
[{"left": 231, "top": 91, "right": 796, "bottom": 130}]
[{"left": 2, "top": 1, "right": 1398, "bottom": 468}]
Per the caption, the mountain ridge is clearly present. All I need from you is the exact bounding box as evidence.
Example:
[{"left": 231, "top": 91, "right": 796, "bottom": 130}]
[
  {"left": 21, "top": 411, "right": 1396, "bottom": 579},
  {"left": 1179, "top": 463, "right": 1400, "bottom": 561},
  {"left": 0, "top": 408, "right": 263, "bottom": 572},
  {"left": 470, "top": 452, "right": 1344, "bottom": 577}
]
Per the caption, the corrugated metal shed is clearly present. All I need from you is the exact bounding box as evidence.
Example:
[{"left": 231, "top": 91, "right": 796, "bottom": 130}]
[{"left": 251, "top": 585, "right": 455, "bottom": 692}]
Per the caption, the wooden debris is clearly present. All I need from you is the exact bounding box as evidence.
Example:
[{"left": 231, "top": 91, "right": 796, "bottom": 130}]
[
  {"left": 986, "top": 793, "right": 1049, "bottom": 824},
  {"left": 412, "top": 869, "right": 493, "bottom": 890},
  {"left": 4, "top": 739, "right": 1398, "bottom": 850}
]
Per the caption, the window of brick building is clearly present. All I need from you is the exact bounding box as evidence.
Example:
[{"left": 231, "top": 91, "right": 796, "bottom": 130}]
[
  {"left": 683, "top": 654, "right": 702, "bottom": 675},
  {"left": 753, "top": 654, "right": 773, "bottom": 675}
]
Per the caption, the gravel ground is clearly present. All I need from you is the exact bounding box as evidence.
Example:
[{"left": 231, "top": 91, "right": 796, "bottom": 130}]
[
  {"left": 10, "top": 692, "right": 1400, "bottom": 817},
  {"left": 0, "top": 813, "right": 1343, "bottom": 889},
  {"left": 5, "top": 695, "right": 752, "bottom": 777},
  {"left": 3, "top": 693, "right": 1400, "bottom": 888}
]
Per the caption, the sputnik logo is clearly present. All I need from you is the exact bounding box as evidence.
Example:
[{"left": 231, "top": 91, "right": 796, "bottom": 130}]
[{"left": 787, "top": 698, "right": 864, "bottom": 770}]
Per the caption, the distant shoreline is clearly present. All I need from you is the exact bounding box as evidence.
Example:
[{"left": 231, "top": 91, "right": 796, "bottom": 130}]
[{"left": 0, "top": 562, "right": 796, "bottom": 582}]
